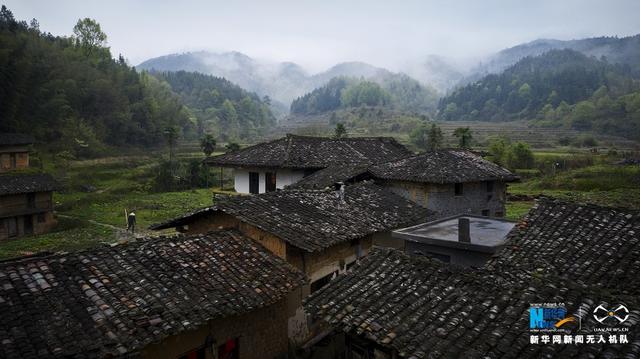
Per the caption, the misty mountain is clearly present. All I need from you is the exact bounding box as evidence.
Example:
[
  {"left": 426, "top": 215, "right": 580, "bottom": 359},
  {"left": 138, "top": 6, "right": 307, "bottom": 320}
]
[
  {"left": 137, "top": 52, "right": 435, "bottom": 110},
  {"left": 402, "top": 55, "right": 467, "bottom": 92},
  {"left": 290, "top": 74, "right": 438, "bottom": 115},
  {"left": 473, "top": 34, "right": 640, "bottom": 77},
  {"left": 438, "top": 49, "right": 640, "bottom": 140}
]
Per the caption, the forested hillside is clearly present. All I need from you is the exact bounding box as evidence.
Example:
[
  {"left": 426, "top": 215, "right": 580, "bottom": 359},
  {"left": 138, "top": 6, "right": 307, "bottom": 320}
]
[
  {"left": 474, "top": 35, "right": 640, "bottom": 76},
  {"left": 290, "top": 75, "right": 438, "bottom": 115},
  {"left": 438, "top": 49, "right": 640, "bottom": 140},
  {"left": 152, "top": 71, "right": 276, "bottom": 140},
  {"left": 0, "top": 6, "right": 196, "bottom": 155}
]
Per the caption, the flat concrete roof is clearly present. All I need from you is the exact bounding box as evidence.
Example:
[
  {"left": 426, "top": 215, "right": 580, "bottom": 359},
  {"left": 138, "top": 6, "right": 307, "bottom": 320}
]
[{"left": 393, "top": 215, "right": 515, "bottom": 253}]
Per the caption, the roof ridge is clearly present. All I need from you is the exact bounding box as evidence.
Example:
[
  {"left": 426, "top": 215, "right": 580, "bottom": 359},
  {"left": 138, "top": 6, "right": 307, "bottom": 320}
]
[{"left": 535, "top": 195, "right": 640, "bottom": 216}]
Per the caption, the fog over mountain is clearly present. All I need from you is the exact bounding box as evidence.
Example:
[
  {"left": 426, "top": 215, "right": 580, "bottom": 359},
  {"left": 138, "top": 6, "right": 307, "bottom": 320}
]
[
  {"left": 138, "top": 33, "right": 640, "bottom": 107},
  {"left": 138, "top": 52, "right": 405, "bottom": 108},
  {"left": 7, "top": 0, "right": 640, "bottom": 71}
]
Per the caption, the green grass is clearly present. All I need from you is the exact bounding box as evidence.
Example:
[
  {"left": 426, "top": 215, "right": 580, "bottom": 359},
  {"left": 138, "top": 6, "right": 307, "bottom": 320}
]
[
  {"left": 505, "top": 201, "right": 535, "bottom": 221},
  {"left": 0, "top": 155, "right": 221, "bottom": 259},
  {"left": 506, "top": 163, "right": 640, "bottom": 221},
  {"left": 58, "top": 188, "right": 214, "bottom": 229},
  {"left": 0, "top": 217, "right": 115, "bottom": 260}
]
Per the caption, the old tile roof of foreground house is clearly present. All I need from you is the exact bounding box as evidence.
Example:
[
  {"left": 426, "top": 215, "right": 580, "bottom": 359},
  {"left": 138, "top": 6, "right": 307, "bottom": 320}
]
[
  {"left": 486, "top": 197, "right": 640, "bottom": 294},
  {"left": 0, "top": 173, "right": 59, "bottom": 196},
  {"left": 369, "top": 149, "right": 519, "bottom": 184},
  {"left": 305, "top": 248, "right": 640, "bottom": 358},
  {"left": 204, "top": 134, "right": 412, "bottom": 169},
  {"left": 0, "top": 133, "right": 35, "bottom": 146},
  {"left": 0, "top": 230, "right": 306, "bottom": 358},
  {"left": 150, "top": 182, "right": 435, "bottom": 252}
]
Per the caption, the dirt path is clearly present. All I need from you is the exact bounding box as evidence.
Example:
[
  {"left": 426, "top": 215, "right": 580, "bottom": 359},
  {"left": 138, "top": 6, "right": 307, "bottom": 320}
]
[{"left": 57, "top": 214, "right": 146, "bottom": 241}]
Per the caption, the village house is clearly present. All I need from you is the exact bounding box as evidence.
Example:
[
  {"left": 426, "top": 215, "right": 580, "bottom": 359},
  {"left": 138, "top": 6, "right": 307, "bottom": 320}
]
[
  {"left": 303, "top": 198, "right": 640, "bottom": 358},
  {"left": 0, "top": 174, "right": 59, "bottom": 240},
  {"left": 150, "top": 182, "right": 434, "bottom": 292},
  {"left": 368, "top": 149, "right": 519, "bottom": 217},
  {"left": 0, "top": 133, "right": 58, "bottom": 240},
  {"left": 0, "top": 133, "right": 34, "bottom": 172},
  {"left": 204, "top": 134, "right": 411, "bottom": 194},
  {"left": 0, "top": 230, "right": 306, "bottom": 359}
]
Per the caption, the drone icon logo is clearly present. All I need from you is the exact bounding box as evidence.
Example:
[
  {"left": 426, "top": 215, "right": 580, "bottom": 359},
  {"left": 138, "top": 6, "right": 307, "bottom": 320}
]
[{"left": 593, "top": 304, "right": 629, "bottom": 325}]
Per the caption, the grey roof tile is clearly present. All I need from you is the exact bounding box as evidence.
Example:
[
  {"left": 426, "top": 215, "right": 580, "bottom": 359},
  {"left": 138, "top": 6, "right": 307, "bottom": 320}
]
[
  {"left": 204, "top": 134, "right": 412, "bottom": 169},
  {"left": 369, "top": 149, "right": 518, "bottom": 184},
  {"left": 0, "top": 174, "right": 59, "bottom": 196},
  {"left": 150, "top": 182, "right": 436, "bottom": 252},
  {"left": 0, "top": 230, "right": 306, "bottom": 358}
]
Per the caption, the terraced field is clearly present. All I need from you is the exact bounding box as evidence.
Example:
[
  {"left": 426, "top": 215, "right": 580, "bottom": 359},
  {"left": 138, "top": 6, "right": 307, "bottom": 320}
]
[{"left": 279, "top": 113, "right": 638, "bottom": 150}]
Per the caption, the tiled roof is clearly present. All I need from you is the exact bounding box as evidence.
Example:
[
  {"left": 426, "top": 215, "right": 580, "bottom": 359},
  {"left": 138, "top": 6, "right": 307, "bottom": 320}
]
[
  {"left": 204, "top": 134, "right": 412, "bottom": 169},
  {"left": 0, "top": 174, "right": 59, "bottom": 196},
  {"left": 486, "top": 197, "right": 640, "bottom": 294},
  {"left": 369, "top": 149, "right": 518, "bottom": 184},
  {"left": 289, "top": 164, "right": 371, "bottom": 189},
  {"left": 0, "top": 230, "right": 306, "bottom": 358},
  {"left": 150, "top": 182, "right": 436, "bottom": 252},
  {"left": 0, "top": 133, "right": 35, "bottom": 146},
  {"left": 305, "top": 248, "right": 640, "bottom": 358}
]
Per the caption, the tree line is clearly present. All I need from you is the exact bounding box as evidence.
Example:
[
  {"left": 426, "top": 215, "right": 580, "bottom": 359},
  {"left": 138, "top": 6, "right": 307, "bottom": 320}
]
[
  {"left": 0, "top": 6, "right": 196, "bottom": 156},
  {"left": 0, "top": 6, "right": 277, "bottom": 157},
  {"left": 151, "top": 71, "right": 276, "bottom": 142},
  {"left": 438, "top": 49, "right": 640, "bottom": 141},
  {"left": 290, "top": 75, "right": 438, "bottom": 115}
]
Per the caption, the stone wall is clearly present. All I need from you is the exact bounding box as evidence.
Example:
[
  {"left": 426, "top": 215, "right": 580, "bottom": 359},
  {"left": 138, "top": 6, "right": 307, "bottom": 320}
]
[{"left": 381, "top": 180, "right": 507, "bottom": 218}]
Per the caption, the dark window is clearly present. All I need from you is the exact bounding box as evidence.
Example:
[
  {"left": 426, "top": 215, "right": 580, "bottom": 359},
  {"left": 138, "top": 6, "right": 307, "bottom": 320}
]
[
  {"left": 265, "top": 172, "right": 276, "bottom": 192},
  {"left": 248, "top": 172, "right": 259, "bottom": 194},
  {"left": 481, "top": 209, "right": 490, "bottom": 217},
  {"left": 0, "top": 219, "right": 4, "bottom": 230},
  {"left": 8, "top": 218, "right": 18, "bottom": 237},
  {"left": 218, "top": 338, "right": 239, "bottom": 359},
  {"left": 454, "top": 183, "right": 463, "bottom": 196},
  {"left": 495, "top": 211, "right": 504, "bottom": 218},
  {"left": 27, "top": 193, "right": 36, "bottom": 208},
  {"left": 24, "top": 215, "right": 33, "bottom": 235},
  {"left": 37, "top": 213, "right": 46, "bottom": 223},
  {"left": 486, "top": 181, "right": 494, "bottom": 193},
  {"left": 310, "top": 271, "right": 336, "bottom": 293},
  {"left": 10, "top": 153, "right": 16, "bottom": 168},
  {"left": 177, "top": 346, "right": 206, "bottom": 359}
]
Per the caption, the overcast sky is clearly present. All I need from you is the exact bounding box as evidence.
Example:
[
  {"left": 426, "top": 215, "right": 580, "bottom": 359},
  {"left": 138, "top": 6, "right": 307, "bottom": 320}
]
[{"left": 5, "top": 0, "right": 640, "bottom": 72}]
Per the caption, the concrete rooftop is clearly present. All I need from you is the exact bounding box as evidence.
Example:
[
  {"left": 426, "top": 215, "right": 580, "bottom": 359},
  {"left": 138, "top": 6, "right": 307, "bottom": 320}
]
[{"left": 393, "top": 215, "right": 515, "bottom": 252}]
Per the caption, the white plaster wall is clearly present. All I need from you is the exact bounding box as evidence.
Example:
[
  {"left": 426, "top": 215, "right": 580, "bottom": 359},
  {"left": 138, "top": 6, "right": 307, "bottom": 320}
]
[
  {"left": 233, "top": 168, "right": 305, "bottom": 194},
  {"left": 276, "top": 169, "right": 305, "bottom": 189}
]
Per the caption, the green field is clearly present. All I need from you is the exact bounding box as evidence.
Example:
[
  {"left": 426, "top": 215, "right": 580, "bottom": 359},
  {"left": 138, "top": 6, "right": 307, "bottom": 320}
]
[
  {"left": 0, "top": 151, "right": 228, "bottom": 259},
  {"left": 1, "top": 140, "right": 637, "bottom": 259},
  {"left": 506, "top": 158, "right": 640, "bottom": 221}
]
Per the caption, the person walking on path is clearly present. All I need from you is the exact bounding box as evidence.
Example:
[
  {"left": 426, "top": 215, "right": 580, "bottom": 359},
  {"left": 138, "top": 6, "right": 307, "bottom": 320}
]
[{"left": 127, "top": 210, "right": 137, "bottom": 233}]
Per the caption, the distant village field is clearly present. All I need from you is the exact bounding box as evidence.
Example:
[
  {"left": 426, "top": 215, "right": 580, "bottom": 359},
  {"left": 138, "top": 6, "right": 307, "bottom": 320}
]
[{"left": 1, "top": 128, "right": 637, "bottom": 259}]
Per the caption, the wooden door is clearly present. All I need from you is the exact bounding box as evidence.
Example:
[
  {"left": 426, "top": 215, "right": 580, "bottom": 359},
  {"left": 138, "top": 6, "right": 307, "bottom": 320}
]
[
  {"left": 24, "top": 215, "right": 33, "bottom": 235},
  {"left": 8, "top": 217, "right": 18, "bottom": 237},
  {"left": 265, "top": 172, "right": 276, "bottom": 192}
]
